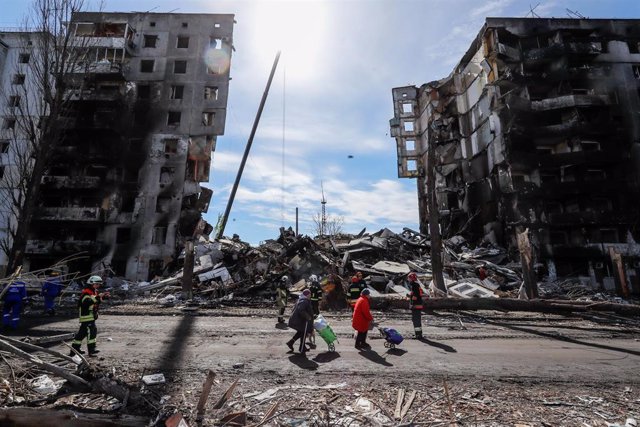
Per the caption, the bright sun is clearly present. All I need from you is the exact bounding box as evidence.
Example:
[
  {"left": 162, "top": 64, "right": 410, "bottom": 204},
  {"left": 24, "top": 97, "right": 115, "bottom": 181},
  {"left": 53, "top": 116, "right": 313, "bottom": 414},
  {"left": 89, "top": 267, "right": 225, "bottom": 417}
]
[{"left": 250, "top": 1, "right": 328, "bottom": 83}]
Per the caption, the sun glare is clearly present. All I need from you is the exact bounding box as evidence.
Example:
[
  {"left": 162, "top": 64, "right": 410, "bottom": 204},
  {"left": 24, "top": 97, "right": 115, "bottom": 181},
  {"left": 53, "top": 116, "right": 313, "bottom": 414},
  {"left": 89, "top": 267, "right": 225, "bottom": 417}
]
[{"left": 251, "top": 1, "right": 328, "bottom": 83}]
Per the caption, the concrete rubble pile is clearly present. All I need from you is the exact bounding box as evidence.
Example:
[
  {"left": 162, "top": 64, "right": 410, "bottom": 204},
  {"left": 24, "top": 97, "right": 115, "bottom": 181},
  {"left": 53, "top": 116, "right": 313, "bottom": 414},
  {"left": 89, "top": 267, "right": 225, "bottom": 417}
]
[{"left": 122, "top": 226, "right": 528, "bottom": 306}]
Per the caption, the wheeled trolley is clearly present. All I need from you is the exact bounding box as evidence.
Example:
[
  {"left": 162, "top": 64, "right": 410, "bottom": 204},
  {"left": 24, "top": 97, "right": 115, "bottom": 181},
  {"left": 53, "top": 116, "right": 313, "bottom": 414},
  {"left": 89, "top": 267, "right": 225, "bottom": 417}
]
[
  {"left": 314, "top": 315, "right": 338, "bottom": 352},
  {"left": 379, "top": 327, "right": 404, "bottom": 349}
]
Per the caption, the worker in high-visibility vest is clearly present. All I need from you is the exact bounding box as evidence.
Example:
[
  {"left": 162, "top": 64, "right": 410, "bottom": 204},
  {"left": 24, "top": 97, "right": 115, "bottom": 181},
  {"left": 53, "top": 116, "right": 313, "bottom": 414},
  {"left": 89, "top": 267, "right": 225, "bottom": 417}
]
[{"left": 71, "top": 276, "right": 109, "bottom": 356}]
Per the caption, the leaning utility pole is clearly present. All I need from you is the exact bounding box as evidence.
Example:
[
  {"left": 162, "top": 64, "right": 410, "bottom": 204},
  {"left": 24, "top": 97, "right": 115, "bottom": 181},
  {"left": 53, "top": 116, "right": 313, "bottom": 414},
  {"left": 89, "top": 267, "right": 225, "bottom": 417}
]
[
  {"left": 216, "top": 51, "right": 281, "bottom": 240},
  {"left": 427, "top": 119, "right": 447, "bottom": 294}
]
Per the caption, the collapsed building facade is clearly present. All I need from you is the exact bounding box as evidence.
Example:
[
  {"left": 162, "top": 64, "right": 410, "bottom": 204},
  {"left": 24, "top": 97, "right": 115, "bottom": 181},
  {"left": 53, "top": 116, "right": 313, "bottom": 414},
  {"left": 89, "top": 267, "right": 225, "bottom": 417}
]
[
  {"left": 390, "top": 18, "right": 640, "bottom": 293},
  {"left": 23, "top": 12, "right": 234, "bottom": 280}
]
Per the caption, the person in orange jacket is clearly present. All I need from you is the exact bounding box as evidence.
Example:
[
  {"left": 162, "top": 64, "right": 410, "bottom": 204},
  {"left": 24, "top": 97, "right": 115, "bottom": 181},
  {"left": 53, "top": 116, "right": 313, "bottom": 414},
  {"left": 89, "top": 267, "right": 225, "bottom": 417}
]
[{"left": 351, "top": 288, "right": 373, "bottom": 350}]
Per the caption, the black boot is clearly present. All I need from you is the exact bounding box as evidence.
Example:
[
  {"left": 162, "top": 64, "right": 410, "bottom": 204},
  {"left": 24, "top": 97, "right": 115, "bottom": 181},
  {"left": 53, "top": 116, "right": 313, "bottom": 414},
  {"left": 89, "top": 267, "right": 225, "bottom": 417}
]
[{"left": 286, "top": 340, "right": 294, "bottom": 352}]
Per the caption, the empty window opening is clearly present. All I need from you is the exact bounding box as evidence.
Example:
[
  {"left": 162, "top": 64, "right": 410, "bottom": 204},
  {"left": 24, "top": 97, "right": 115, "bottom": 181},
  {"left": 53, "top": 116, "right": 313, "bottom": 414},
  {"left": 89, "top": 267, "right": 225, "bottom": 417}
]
[
  {"left": 561, "top": 165, "right": 576, "bottom": 182},
  {"left": 549, "top": 231, "right": 567, "bottom": 245},
  {"left": 403, "top": 121, "right": 414, "bottom": 132},
  {"left": 143, "top": 35, "right": 158, "bottom": 48},
  {"left": 629, "top": 41, "right": 640, "bottom": 54},
  {"left": 214, "top": 23, "right": 221, "bottom": 28},
  {"left": 401, "top": 103, "right": 413, "bottom": 114},
  {"left": 138, "top": 84, "right": 151, "bottom": 99},
  {"left": 140, "top": 59, "right": 155, "bottom": 73},
  {"left": 2, "top": 118, "right": 16, "bottom": 130},
  {"left": 540, "top": 173, "right": 558, "bottom": 184},
  {"left": 633, "top": 65, "right": 640, "bottom": 80},
  {"left": 585, "top": 169, "right": 606, "bottom": 181},
  {"left": 121, "top": 193, "right": 136, "bottom": 212},
  {"left": 0, "top": 140, "right": 9, "bottom": 153},
  {"left": 177, "top": 36, "right": 189, "bottom": 48},
  {"left": 565, "top": 201, "right": 580, "bottom": 213},
  {"left": 207, "top": 64, "right": 220, "bottom": 75},
  {"left": 163, "top": 138, "right": 178, "bottom": 154},
  {"left": 167, "top": 111, "right": 181, "bottom": 126},
  {"left": 209, "top": 37, "right": 223, "bottom": 49},
  {"left": 406, "top": 159, "right": 417, "bottom": 172},
  {"left": 401, "top": 93, "right": 407, "bottom": 98},
  {"left": 600, "top": 228, "right": 619, "bottom": 243},
  {"left": 148, "top": 259, "right": 164, "bottom": 281},
  {"left": 149, "top": 21, "right": 156, "bottom": 27},
  {"left": 511, "top": 175, "right": 526, "bottom": 186},
  {"left": 170, "top": 85, "right": 184, "bottom": 100},
  {"left": 18, "top": 53, "right": 30, "bottom": 63},
  {"left": 181, "top": 22, "right": 188, "bottom": 28},
  {"left": 405, "top": 140, "right": 416, "bottom": 151},
  {"left": 12, "top": 74, "right": 25, "bottom": 85},
  {"left": 8, "top": 96, "right": 20, "bottom": 107},
  {"left": 156, "top": 196, "right": 171, "bottom": 213},
  {"left": 204, "top": 86, "right": 218, "bottom": 100},
  {"left": 580, "top": 140, "right": 600, "bottom": 152},
  {"left": 151, "top": 226, "right": 167, "bottom": 244},
  {"left": 0, "top": 166, "right": 5, "bottom": 180},
  {"left": 536, "top": 146, "right": 553, "bottom": 155},
  {"left": 545, "top": 201, "right": 562, "bottom": 214},
  {"left": 202, "top": 111, "right": 215, "bottom": 126},
  {"left": 116, "top": 227, "right": 131, "bottom": 244},
  {"left": 174, "top": 60, "right": 187, "bottom": 74},
  {"left": 160, "top": 167, "right": 175, "bottom": 184}
]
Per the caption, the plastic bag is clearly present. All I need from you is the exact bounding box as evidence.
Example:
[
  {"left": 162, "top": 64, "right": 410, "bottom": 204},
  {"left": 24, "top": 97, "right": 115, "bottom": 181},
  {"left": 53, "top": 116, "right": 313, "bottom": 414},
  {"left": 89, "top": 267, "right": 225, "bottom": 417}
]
[{"left": 313, "top": 314, "right": 328, "bottom": 331}]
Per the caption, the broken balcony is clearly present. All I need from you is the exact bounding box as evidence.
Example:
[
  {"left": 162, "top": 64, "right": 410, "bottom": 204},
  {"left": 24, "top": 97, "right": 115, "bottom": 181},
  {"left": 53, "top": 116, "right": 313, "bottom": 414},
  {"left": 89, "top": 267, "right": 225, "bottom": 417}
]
[
  {"left": 25, "top": 239, "right": 103, "bottom": 255},
  {"left": 36, "top": 207, "right": 104, "bottom": 222},
  {"left": 41, "top": 175, "right": 102, "bottom": 189},
  {"left": 531, "top": 94, "right": 611, "bottom": 111}
]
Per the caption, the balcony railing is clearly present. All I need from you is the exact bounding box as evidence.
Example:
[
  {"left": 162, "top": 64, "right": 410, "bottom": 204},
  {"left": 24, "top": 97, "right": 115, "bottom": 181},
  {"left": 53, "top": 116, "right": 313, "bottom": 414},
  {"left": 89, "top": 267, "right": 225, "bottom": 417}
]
[{"left": 36, "top": 206, "right": 104, "bottom": 222}]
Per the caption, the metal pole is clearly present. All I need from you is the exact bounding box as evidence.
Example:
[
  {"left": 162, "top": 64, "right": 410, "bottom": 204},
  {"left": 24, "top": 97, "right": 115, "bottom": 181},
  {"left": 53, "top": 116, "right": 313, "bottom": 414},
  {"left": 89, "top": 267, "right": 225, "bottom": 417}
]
[
  {"left": 295, "top": 207, "right": 299, "bottom": 236},
  {"left": 216, "top": 51, "right": 281, "bottom": 240}
]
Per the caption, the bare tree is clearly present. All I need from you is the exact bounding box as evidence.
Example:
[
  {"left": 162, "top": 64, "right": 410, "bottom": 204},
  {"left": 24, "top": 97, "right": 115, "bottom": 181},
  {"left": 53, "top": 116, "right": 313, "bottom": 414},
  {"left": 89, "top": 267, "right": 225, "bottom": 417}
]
[
  {"left": 311, "top": 212, "right": 344, "bottom": 237},
  {"left": 0, "top": 0, "right": 90, "bottom": 276}
]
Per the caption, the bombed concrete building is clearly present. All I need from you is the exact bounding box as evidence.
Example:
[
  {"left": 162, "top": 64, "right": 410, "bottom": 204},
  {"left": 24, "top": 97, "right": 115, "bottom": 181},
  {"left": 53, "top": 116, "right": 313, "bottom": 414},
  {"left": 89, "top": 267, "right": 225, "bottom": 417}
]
[
  {"left": 391, "top": 18, "right": 640, "bottom": 293},
  {"left": 24, "top": 12, "right": 234, "bottom": 280}
]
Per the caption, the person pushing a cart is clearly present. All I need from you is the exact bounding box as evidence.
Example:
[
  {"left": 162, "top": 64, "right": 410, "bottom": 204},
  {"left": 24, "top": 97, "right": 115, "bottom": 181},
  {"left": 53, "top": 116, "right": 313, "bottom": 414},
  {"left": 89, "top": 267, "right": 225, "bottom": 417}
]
[{"left": 286, "top": 289, "right": 314, "bottom": 355}]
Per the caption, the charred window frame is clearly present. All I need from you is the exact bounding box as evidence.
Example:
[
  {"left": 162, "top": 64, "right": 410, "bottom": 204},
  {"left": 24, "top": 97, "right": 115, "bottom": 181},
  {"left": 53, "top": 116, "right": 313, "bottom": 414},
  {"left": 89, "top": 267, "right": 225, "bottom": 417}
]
[
  {"left": 18, "top": 53, "right": 30, "bottom": 63},
  {"left": 8, "top": 95, "right": 20, "bottom": 107},
  {"left": 163, "top": 138, "right": 178, "bottom": 154},
  {"left": 137, "top": 84, "right": 151, "bottom": 99},
  {"left": 2, "top": 118, "right": 16, "bottom": 130},
  {"left": 140, "top": 59, "right": 155, "bottom": 73},
  {"left": 177, "top": 36, "right": 189, "bottom": 49},
  {"left": 204, "top": 86, "right": 218, "bottom": 100},
  {"left": 151, "top": 226, "right": 167, "bottom": 244},
  {"left": 143, "top": 35, "right": 158, "bottom": 48},
  {"left": 116, "top": 227, "right": 131, "bottom": 243},
  {"left": 12, "top": 74, "right": 25, "bottom": 85},
  {"left": 202, "top": 111, "right": 215, "bottom": 126},
  {"left": 170, "top": 85, "right": 184, "bottom": 100},
  {"left": 174, "top": 60, "right": 187, "bottom": 74},
  {"left": 167, "top": 111, "right": 181, "bottom": 126},
  {"left": 0, "top": 140, "right": 9, "bottom": 153}
]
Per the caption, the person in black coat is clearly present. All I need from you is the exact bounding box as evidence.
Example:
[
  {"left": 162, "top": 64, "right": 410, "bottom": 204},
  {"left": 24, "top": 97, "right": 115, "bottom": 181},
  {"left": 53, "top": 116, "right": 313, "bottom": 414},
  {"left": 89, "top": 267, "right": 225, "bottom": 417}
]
[{"left": 286, "top": 289, "right": 314, "bottom": 354}]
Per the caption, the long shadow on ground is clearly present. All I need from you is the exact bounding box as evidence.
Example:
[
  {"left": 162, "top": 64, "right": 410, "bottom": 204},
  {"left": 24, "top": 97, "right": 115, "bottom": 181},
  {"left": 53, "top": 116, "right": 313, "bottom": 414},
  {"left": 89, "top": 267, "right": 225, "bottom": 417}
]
[{"left": 152, "top": 314, "right": 196, "bottom": 373}]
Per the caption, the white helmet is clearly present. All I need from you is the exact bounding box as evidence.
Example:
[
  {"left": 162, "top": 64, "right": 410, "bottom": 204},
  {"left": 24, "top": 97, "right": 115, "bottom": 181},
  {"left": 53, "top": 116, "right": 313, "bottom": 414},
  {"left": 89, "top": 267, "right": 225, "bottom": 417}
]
[
  {"left": 87, "top": 275, "right": 103, "bottom": 285},
  {"left": 309, "top": 274, "right": 318, "bottom": 282}
]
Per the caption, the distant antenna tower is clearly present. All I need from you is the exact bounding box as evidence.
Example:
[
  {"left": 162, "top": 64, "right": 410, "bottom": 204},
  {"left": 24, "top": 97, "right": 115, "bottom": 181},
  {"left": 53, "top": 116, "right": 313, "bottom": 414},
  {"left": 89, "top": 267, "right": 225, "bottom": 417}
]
[
  {"left": 525, "top": 2, "right": 541, "bottom": 18},
  {"left": 566, "top": 8, "right": 586, "bottom": 19},
  {"left": 320, "top": 181, "right": 327, "bottom": 237}
]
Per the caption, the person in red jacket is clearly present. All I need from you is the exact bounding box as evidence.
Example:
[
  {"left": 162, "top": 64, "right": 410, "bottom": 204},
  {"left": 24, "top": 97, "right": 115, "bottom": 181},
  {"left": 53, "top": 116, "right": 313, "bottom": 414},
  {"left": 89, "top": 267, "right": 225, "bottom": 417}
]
[{"left": 351, "top": 288, "right": 373, "bottom": 350}]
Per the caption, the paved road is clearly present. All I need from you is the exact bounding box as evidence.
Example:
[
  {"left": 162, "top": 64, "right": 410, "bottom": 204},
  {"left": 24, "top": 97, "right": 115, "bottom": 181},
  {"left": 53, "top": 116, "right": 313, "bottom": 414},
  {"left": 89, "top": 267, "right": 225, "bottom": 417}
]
[{"left": 29, "top": 311, "right": 640, "bottom": 383}]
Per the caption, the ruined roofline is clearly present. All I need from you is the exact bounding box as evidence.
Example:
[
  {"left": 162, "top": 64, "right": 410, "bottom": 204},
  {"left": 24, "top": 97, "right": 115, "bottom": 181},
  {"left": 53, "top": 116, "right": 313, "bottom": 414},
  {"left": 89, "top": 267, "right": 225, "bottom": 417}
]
[
  {"left": 456, "top": 16, "right": 640, "bottom": 74},
  {"left": 71, "top": 11, "right": 236, "bottom": 20}
]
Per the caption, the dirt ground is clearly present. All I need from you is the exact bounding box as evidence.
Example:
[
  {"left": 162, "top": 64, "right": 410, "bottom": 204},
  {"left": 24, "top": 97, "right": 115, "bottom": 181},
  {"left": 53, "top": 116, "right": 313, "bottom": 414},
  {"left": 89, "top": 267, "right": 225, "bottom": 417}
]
[{"left": 3, "top": 301, "right": 639, "bottom": 426}]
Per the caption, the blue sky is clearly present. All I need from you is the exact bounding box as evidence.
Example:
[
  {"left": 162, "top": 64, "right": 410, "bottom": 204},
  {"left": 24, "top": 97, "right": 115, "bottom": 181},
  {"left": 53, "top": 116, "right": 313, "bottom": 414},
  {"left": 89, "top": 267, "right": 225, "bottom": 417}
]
[{"left": 3, "top": 0, "right": 640, "bottom": 244}]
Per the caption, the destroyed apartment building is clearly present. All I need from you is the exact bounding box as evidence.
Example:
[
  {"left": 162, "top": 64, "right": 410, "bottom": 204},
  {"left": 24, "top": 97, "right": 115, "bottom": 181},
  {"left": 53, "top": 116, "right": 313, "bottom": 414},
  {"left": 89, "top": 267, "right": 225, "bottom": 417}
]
[
  {"left": 391, "top": 18, "right": 640, "bottom": 294},
  {"left": 19, "top": 12, "right": 234, "bottom": 280}
]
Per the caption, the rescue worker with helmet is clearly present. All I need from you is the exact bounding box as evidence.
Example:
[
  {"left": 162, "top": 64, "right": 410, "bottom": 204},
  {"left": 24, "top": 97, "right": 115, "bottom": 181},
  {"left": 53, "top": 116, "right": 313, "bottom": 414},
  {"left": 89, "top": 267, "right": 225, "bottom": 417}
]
[
  {"left": 71, "top": 275, "right": 109, "bottom": 356},
  {"left": 2, "top": 280, "right": 27, "bottom": 329},
  {"left": 275, "top": 275, "right": 290, "bottom": 325},
  {"left": 42, "top": 270, "right": 63, "bottom": 316},
  {"left": 406, "top": 272, "right": 425, "bottom": 339},
  {"left": 348, "top": 272, "right": 365, "bottom": 308},
  {"left": 308, "top": 274, "right": 322, "bottom": 316}
]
